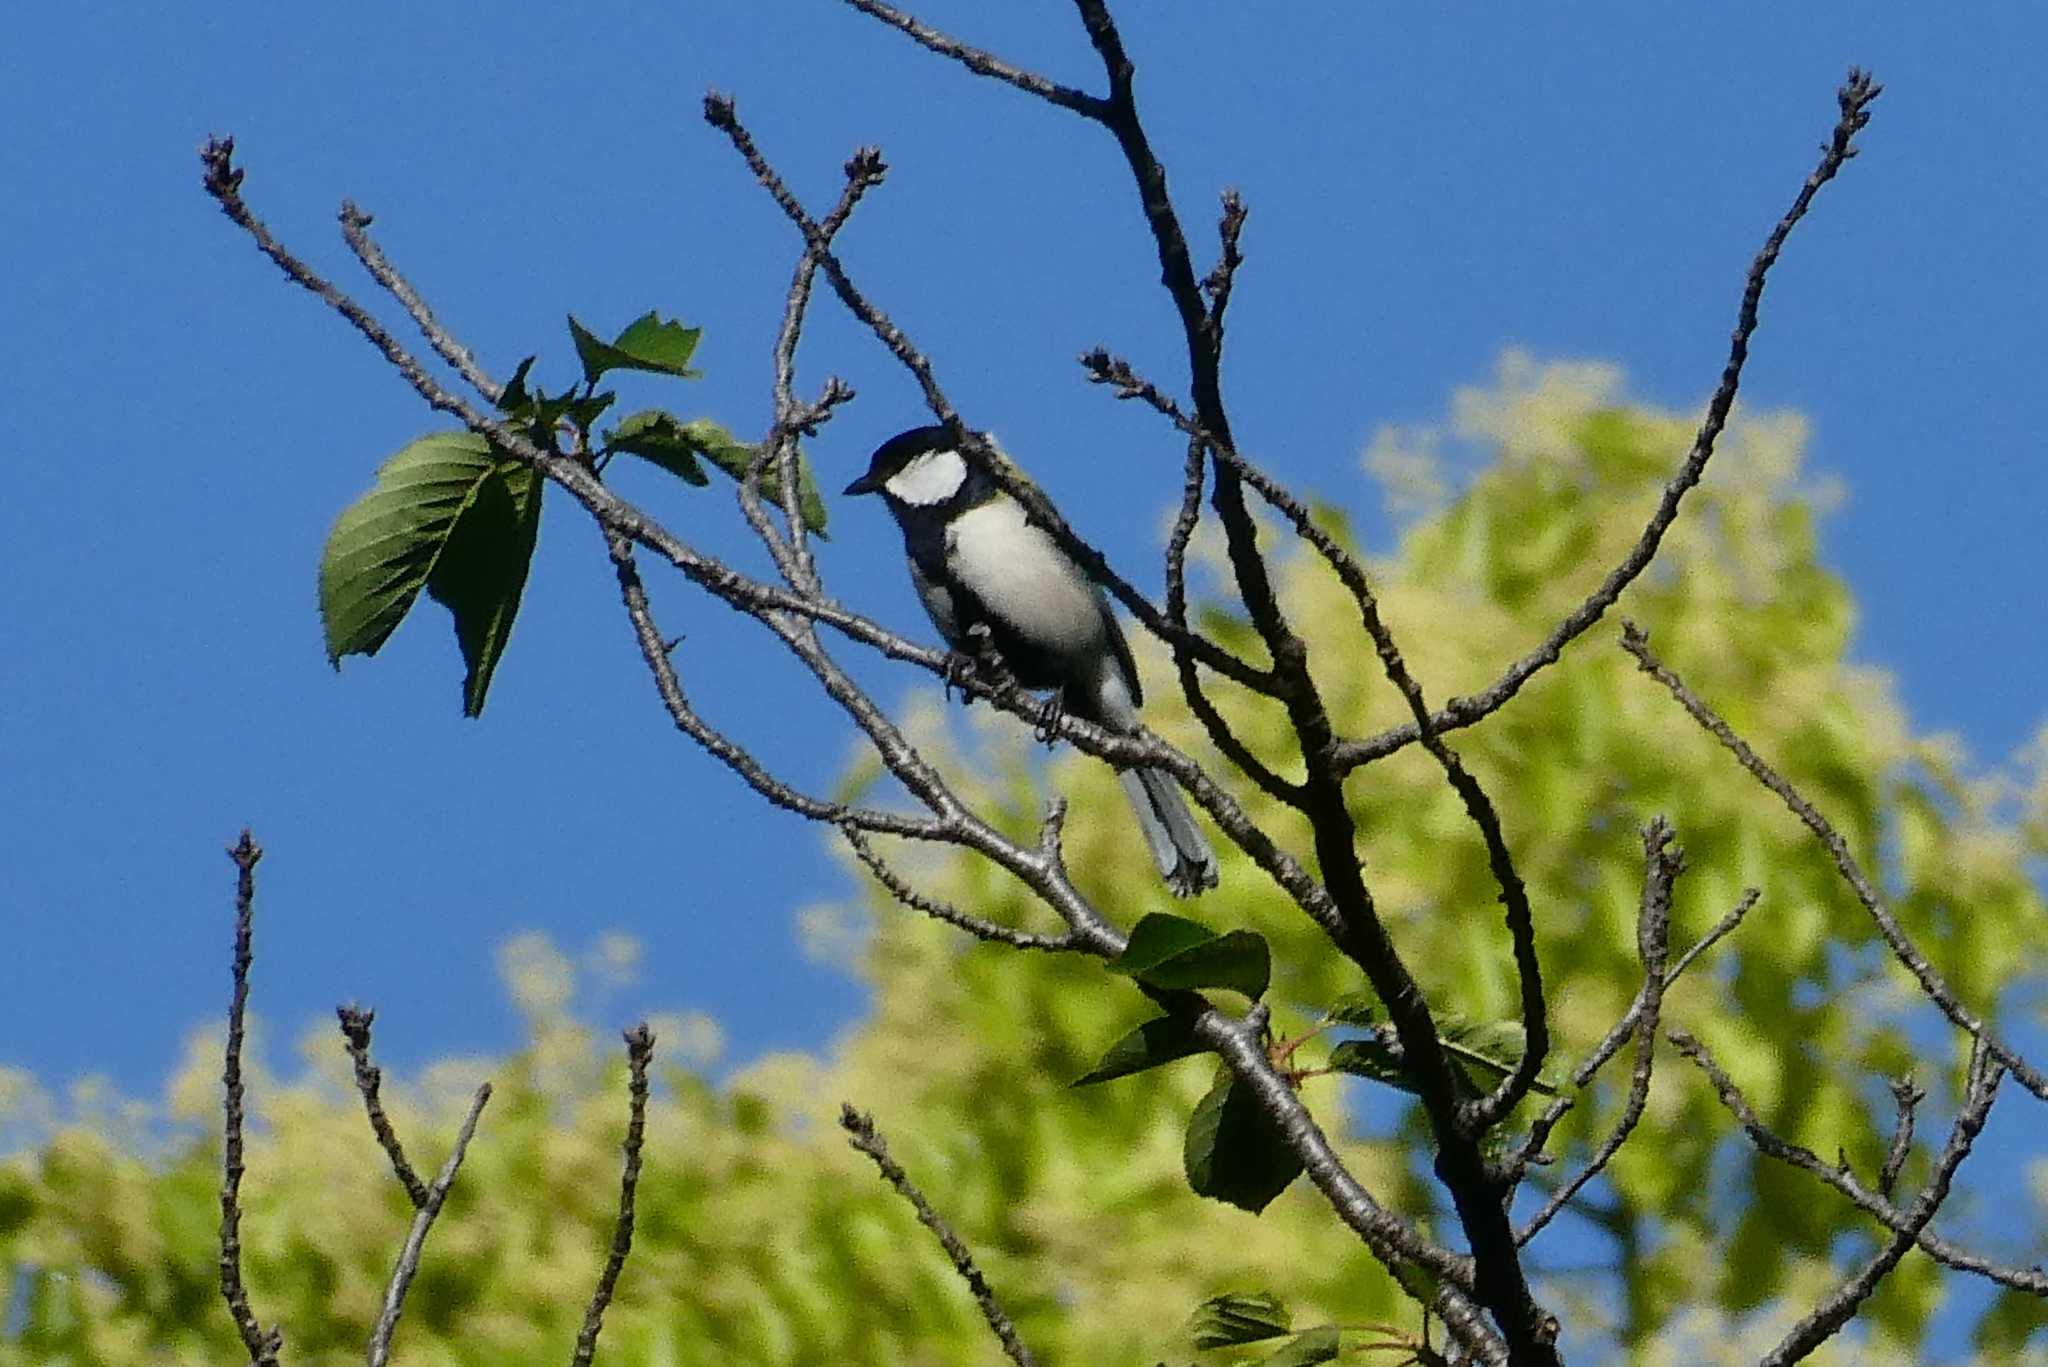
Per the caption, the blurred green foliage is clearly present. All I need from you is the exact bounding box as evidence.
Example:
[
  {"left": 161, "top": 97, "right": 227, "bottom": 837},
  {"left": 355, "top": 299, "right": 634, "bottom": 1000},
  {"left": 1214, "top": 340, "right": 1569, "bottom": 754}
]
[{"left": 5, "top": 356, "right": 2045, "bottom": 1364}]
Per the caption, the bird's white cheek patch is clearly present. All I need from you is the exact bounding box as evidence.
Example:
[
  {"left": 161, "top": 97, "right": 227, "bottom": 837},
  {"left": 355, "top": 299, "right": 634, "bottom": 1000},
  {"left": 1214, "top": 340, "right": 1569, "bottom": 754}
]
[{"left": 884, "top": 448, "right": 967, "bottom": 505}]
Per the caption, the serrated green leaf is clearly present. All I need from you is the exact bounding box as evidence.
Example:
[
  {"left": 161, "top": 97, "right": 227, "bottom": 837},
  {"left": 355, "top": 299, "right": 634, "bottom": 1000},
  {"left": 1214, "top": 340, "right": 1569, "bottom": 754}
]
[
  {"left": 424, "top": 458, "right": 541, "bottom": 717},
  {"left": 1189, "top": 1291, "right": 1290, "bottom": 1349},
  {"left": 606, "top": 409, "right": 710, "bottom": 486},
  {"left": 1108, "top": 914, "right": 1270, "bottom": 1000},
  {"left": 569, "top": 311, "right": 703, "bottom": 384},
  {"left": 1320, "top": 991, "right": 1379, "bottom": 1028},
  {"left": 1184, "top": 1067, "right": 1302, "bottom": 1213},
  {"left": 1257, "top": 1327, "right": 1341, "bottom": 1366},
  {"left": 1073, "top": 1015, "right": 1205, "bottom": 1087},
  {"left": 320, "top": 432, "right": 543, "bottom": 714}
]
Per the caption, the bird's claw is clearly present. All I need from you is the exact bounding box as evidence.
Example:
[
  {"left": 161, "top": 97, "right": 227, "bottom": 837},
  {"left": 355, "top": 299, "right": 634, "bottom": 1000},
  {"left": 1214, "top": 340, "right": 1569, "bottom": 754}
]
[{"left": 1033, "top": 689, "right": 1066, "bottom": 745}]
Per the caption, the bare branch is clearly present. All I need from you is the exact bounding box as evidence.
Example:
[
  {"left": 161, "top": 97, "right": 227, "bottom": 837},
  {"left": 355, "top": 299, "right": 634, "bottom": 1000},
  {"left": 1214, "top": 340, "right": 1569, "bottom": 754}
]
[
  {"left": 217, "top": 830, "right": 283, "bottom": 1367},
  {"left": 1671, "top": 1029, "right": 2046, "bottom": 1297},
  {"left": 1663, "top": 886, "right": 1761, "bottom": 986},
  {"left": 1622, "top": 618, "right": 2048, "bottom": 1102},
  {"left": 1512, "top": 884, "right": 1759, "bottom": 1184},
  {"left": 745, "top": 146, "right": 885, "bottom": 590},
  {"left": 339, "top": 203, "right": 504, "bottom": 406},
  {"left": 366, "top": 1082, "right": 493, "bottom": 1367},
  {"left": 840, "top": 1104, "right": 1042, "bottom": 1367},
  {"left": 841, "top": 0, "right": 1101, "bottom": 115},
  {"left": 1516, "top": 821, "right": 1680, "bottom": 1244},
  {"left": 1879, "top": 1074, "right": 1926, "bottom": 1201},
  {"left": 843, "top": 824, "right": 1076, "bottom": 952},
  {"left": 1332, "top": 70, "right": 1883, "bottom": 773},
  {"left": 1758, "top": 1039, "right": 2003, "bottom": 1366},
  {"left": 335, "top": 1005, "right": 430, "bottom": 1209},
  {"left": 570, "top": 1024, "right": 656, "bottom": 1367}
]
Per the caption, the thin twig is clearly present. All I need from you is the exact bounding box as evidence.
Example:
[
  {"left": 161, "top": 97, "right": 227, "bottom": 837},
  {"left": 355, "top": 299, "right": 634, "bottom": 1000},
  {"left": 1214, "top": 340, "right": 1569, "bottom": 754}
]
[
  {"left": 366, "top": 1082, "right": 493, "bottom": 1367},
  {"left": 1516, "top": 822, "right": 1679, "bottom": 1244},
  {"left": 840, "top": 0, "right": 1101, "bottom": 115},
  {"left": 1878, "top": 1074, "right": 1926, "bottom": 1201},
  {"left": 1671, "top": 1029, "right": 2046, "bottom": 1296},
  {"left": 840, "top": 1104, "right": 1041, "bottom": 1367},
  {"left": 570, "top": 1025, "right": 656, "bottom": 1367},
  {"left": 843, "top": 825, "right": 1075, "bottom": 952},
  {"left": 1331, "top": 70, "right": 1883, "bottom": 773},
  {"left": 1622, "top": 618, "right": 2048, "bottom": 1101},
  {"left": 218, "top": 830, "right": 283, "bottom": 1367},
  {"left": 335, "top": 1005, "right": 430, "bottom": 1209},
  {"left": 1511, "top": 886, "right": 1760, "bottom": 1180},
  {"left": 745, "top": 147, "right": 885, "bottom": 590},
  {"left": 1757, "top": 1038, "right": 2003, "bottom": 1366},
  {"left": 339, "top": 203, "right": 504, "bottom": 406}
]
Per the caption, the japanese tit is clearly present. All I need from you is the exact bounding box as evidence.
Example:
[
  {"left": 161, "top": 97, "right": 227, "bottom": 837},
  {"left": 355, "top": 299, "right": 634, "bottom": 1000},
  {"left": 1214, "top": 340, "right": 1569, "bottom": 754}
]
[{"left": 844, "top": 425, "right": 1219, "bottom": 897}]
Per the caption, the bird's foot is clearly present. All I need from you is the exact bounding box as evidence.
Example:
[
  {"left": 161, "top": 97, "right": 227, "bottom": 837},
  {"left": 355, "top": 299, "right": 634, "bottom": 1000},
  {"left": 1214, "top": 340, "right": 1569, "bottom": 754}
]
[
  {"left": 1033, "top": 687, "right": 1067, "bottom": 745},
  {"left": 941, "top": 649, "right": 980, "bottom": 704}
]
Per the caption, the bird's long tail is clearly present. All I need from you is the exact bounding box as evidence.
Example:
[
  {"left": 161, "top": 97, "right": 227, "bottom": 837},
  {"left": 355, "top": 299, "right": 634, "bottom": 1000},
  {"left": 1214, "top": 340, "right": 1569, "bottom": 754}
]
[
  {"left": 1117, "top": 765, "right": 1219, "bottom": 897},
  {"left": 1083, "top": 673, "right": 1219, "bottom": 897}
]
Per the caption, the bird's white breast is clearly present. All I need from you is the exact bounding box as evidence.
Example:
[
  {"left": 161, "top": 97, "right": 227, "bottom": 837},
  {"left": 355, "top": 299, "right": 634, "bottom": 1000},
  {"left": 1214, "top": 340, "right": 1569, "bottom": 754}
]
[{"left": 945, "top": 496, "right": 1106, "bottom": 655}]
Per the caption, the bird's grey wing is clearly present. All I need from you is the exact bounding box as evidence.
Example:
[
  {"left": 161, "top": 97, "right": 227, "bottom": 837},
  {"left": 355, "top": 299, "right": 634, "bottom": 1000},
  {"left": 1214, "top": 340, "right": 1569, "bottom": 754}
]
[{"left": 1097, "top": 595, "right": 1143, "bottom": 709}]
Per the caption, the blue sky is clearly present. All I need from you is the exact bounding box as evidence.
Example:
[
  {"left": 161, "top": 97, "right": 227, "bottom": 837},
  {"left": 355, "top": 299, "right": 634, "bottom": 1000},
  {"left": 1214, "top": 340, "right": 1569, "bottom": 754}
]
[{"left": 2, "top": 1, "right": 2044, "bottom": 1345}]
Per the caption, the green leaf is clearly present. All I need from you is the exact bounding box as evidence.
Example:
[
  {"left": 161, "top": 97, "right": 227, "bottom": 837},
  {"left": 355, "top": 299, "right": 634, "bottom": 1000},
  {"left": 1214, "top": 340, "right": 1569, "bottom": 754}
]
[
  {"left": 1108, "top": 913, "right": 1270, "bottom": 1000},
  {"left": 1319, "top": 991, "right": 1379, "bottom": 1028},
  {"left": 604, "top": 410, "right": 710, "bottom": 486},
  {"left": 685, "top": 418, "right": 829, "bottom": 536},
  {"left": 320, "top": 432, "right": 544, "bottom": 716},
  {"left": 1258, "top": 1327, "right": 1341, "bottom": 1366},
  {"left": 563, "top": 390, "right": 616, "bottom": 435},
  {"left": 1189, "top": 1291, "right": 1290, "bottom": 1349},
  {"left": 569, "top": 310, "right": 703, "bottom": 384},
  {"left": 1328, "top": 1036, "right": 1415, "bottom": 1093},
  {"left": 1183, "top": 1067, "right": 1302, "bottom": 1213},
  {"left": 424, "top": 458, "right": 542, "bottom": 717},
  {"left": 1439, "top": 1017, "right": 1556, "bottom": 1095},
  {"left": 1072, "top": 1015, "right": 1205, "bottom": 1086},
  {"left": 497, "top": 356, "right": 537, "bottom": 413}
]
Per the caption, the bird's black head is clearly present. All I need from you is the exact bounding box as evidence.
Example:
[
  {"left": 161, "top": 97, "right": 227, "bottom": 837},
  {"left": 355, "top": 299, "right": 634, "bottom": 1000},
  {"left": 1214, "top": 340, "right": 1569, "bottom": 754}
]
[{"left": 843, "top": 424, "right": 969, "bottom": 505}]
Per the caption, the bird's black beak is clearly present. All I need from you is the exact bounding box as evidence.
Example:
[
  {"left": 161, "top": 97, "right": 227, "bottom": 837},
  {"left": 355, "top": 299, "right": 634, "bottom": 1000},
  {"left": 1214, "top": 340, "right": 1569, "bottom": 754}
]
[{"left": 842, "top": 470, "right": 883, "bottom": 496}]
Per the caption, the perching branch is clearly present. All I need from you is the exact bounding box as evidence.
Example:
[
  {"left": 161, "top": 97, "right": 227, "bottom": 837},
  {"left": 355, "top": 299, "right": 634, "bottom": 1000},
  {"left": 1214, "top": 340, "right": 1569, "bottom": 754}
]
[
  {"left": 1621, "top": 618, "right": 2048, "bottom": 1102},
  {"left": 217, "top": 830, "right": 284, "bottom": 1367},
  {"left": 570, "top": 1024, "right": 656, "bottom": 1367},
  {"left": 1330, "top": 69, "right": 1883, "bottom": 773},
  {"left": 840, "top": 1105, "right": 1041, "bottom": 1367}
]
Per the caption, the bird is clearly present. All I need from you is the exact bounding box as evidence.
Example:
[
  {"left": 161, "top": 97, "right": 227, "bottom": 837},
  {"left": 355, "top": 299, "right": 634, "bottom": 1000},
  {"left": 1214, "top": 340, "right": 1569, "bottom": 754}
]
[{"left": 844, "top": 424, "right": 1219, "bottom": 897}]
